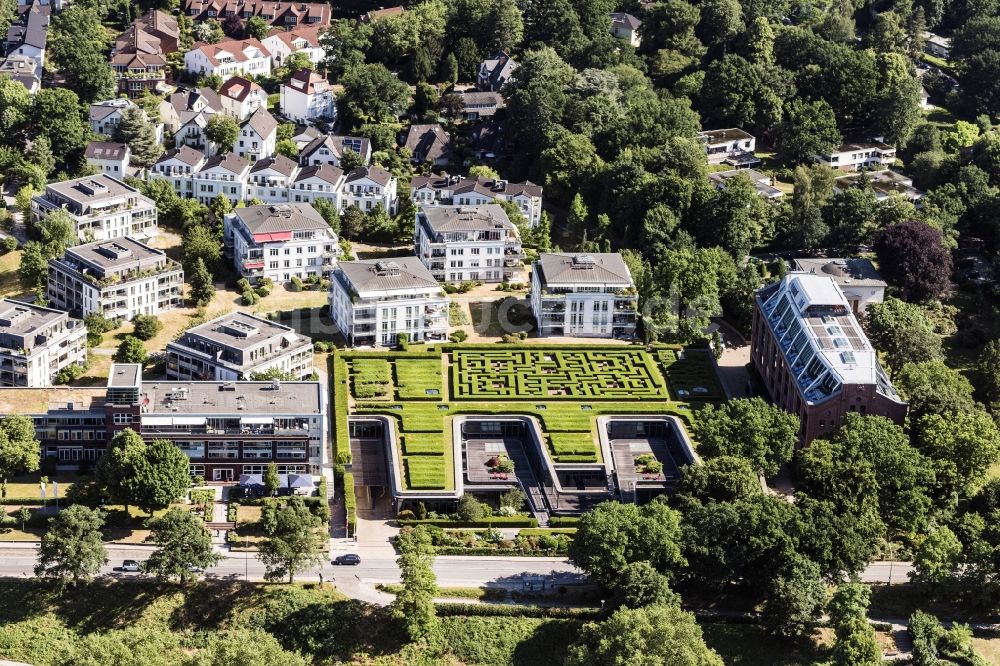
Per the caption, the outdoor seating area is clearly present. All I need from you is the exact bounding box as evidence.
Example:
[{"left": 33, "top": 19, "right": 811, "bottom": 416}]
[{"left": 235, "top": 473, "right": 315, "bottom": 498}]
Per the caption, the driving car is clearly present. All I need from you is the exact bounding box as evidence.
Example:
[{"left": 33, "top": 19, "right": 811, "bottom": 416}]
[
  {"left": 332, "top": 553, "right": 361, "bottom": 566},
  {"left": 121, "top": 560, "right": 140, "bottom": 572}
]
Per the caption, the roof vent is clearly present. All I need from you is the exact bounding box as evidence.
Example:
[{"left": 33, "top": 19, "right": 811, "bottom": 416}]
[
  {"left": 375, "top": 261, "right": 401, "bottom": 276},
  {"left": 573, "top": 255, "right": 596, "bottom": 268}
]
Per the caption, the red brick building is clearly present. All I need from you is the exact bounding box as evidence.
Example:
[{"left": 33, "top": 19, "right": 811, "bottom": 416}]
[{"left": 751, "top": 273, "right": 907, "bottom": 445}]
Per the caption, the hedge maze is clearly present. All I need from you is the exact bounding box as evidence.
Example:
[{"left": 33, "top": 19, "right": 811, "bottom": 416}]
[{"left": 450, "top": 349, "right": 667, "bottom": 400}]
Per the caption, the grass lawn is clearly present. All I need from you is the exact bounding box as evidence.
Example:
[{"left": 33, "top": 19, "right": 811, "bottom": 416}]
[
  {"left": 394, "top": 357, "right": 443, "bottom": 399},
  {"left": 700, "top": 623, "right": 834, "bottom": 665},
  {"left": 3, "top": 473, "right": 77, "bottom": 499},
  {"left": 657, "top": 347, "right": 726, "bottom": 401},
  {"left": 972, "top": 630, "right": 1000, "bottom": 663},
  {"left": 0, "top": 248, "right": 23, "bottom": 298},
  {"left": 402, "top": 432, "right": 446, "bottom": 455}
]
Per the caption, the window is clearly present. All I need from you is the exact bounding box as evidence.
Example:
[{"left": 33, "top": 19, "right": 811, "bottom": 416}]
[{"left": 113, "top": 413, "right": 133, "bottom": 425}]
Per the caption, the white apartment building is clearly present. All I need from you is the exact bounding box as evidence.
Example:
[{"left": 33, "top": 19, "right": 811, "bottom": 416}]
[
  {"left": 47, "top": 237, "right": 183, "bottom": 320},
  {"left": 165, "top": 311, "right": 314, "bottom": 381},
  {"left": 84, "top": 142, "right": 131, "bottom": 178},
  {"left": 342, "top": 166, "right": 398, "bottom": 214},
  {"left": 191, "top": 152, "right": 251, "bottom": 205},
  {"left": 697, "top": 128, "right": 757, "bottom": 165},
  {"left": 299, "top": 134, "right": 371, "bottom": 167},
  {"left": 414, "top": 205, "right": 522, "bottom": 283},
  {"left": 0, "top": 299, "right": 87, "bottom": 387},
  {"left": 218, "top": 75, "right": 266, "bottom": 120},
  {"left": 289, "top": 164, "right": 345, "bottom": 206},
  {"left": 235, "top": 107, "right": 277, "bottom": 163},
  {"left": 183, "top": 38, "right": 272, "bottom": 81},
  {"left": 330, "top": 258, "right": 449, "bottom": 347},
  {"left": 816, "top": 141, "right": 897, "bottom": 171},
  {"left": 248, "top": 155, "right": 301, "bottom": 204},
  {"left": 32, "top": 174, "right": 158, "bottom": 243},
  {"left": 280, "top": 68, "right": 336, "bottom": 124},
  {"left": 223, "top": 203, "right": 340, "bottom": 283},
  {"left": 411, "top": 174, "right": 543, "bottom": 227},
  {"left": 530, "top": 253, "right": 638, "bottom": 339},
  {"left": 149, "top": 145, "right": 206, "bottom": 197},
  {"left": 261, "top": 25, "right": 325, "bottom": 67}
]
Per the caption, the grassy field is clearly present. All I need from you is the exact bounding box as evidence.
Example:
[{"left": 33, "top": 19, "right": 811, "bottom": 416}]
[
  {"left": 342, "top": 344, "right": 711, "bottom": 489},
  {"left": 0, "top": 248, "right": 22, "bottom": 298}
]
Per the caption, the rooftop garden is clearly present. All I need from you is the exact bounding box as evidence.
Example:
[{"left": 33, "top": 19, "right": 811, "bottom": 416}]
[{"left": 336, "top": 344, "right": 722, "bottom": 491}]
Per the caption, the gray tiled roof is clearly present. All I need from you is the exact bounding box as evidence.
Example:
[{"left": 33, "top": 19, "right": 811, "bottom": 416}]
[
  {"left": 338, "top": 257, "right": 441, "bottom": 293},
  {"left": 85, "top": 142, "right": 129, "bottom": 161},
  {"left": 535, "top": 253, "right": 634, "bottom": 286},
  {"left": 235, "top": 203, "right": 326, "bottom": 234},
  {"left": 250, "top": 154, "right": 298, "bottom": 176},
  {"left": 418, "top": 204, "right": 514, "bottom": 233}
]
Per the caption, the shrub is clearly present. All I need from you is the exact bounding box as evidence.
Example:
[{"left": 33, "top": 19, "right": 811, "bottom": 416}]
[
  {"left": 237, "top": 278, "right": 251, "bottom": 292},
  {"left": 255, "top": 284, "right": 271, "bottom": 297},
  {"left": 131, "top": 314, "right": 162, "bottom": 341},
  {"left": 314, "top": 341, "right": 330, "bottom": 353},
  {"left": 241, "top": 289, "right": 258, "bottom": 305},
  {"left": 449, "top": 330, "right": 468, "bottom": 343},
  {"left": 397, "top": 509, "right": 416, "bottom": 520},
  {"left": 1, "top": 236, "right": 16, "bottom": 253},
  {"left": 457, "top": 495, "right": 485, "bottom": 521},
  {"left": 290, "top": 276, "right": 303, "bottom": 292},
  {"left": 342, "top": 472, "right": 356, "bottom": 536}
]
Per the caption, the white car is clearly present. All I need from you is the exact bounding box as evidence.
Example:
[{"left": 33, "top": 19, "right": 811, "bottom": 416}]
[{"left": 121, "top": 560, "right": 140, "bottom": 572}]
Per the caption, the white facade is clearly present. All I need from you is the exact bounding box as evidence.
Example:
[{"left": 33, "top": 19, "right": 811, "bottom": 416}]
[
  {"left": 260, "top": 27, "right": 325, "bottom": 67},
  {"left": 148, "top": 146, "right": 206, "bottom": 197},
  {"left": 86, "top": 148, "right": 130, "bottom": 177},
  {"left": 530, "top": 253, "right": 638, "bottom": 339},
  {"left": 218, "top": 77, "right": 267, "bottom": 121},
  {"left": 235, "top": 109, "right": 277, "bottom": 163},
  {"left": 414, "top": 205, "right": 522, "bottom": 283},
  {"left": 183, "top": 39, "right": 272, "bottom": 81},
  {"left": 31, "top": 175, "right": 158, "bottom": 243},
  {"left": 0, "top": 299, "right": 87, "bottom": 387},
  {"left": 342, "top": 167, "right": 398, "bottom": 214},
  {"left": 280, "top": 70, "right": 336, "bottom": 124},
  {"left": 191, "top": 153, "right": 251, "bottom": 205},
  {"left": 697, "top": 128, "right": 757, "bottom": 164},
  {"left": 411, "top": 175, "right": 544, "bottom": 227},
  {"left": 224, "top": 203, "right": 340, "bottom": 283},
  {"left": 816, "top": 142, "right": 896, "bottom": 171},
  {"left": 329, "top": 259, "right": 449, "bottom": 347}
]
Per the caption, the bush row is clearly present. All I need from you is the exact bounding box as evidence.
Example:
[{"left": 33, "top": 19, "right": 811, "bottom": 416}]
[
  {"left": 435, "top": 603, "right": 599, "bottom": 619},
  {"left": 342, "top": 472, "right": 356, "bottom": 537},
  {"left": 548, "top": 516, "right": 581, "bottom": 526},
  {"left": 398, "top": 517, "right": 538, "bottom": 528},
  {"left": 331, "top": 355, "right": 351, "bottom": 464}
]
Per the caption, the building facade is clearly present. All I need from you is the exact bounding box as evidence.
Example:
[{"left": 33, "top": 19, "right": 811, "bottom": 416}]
[
  {"left": 183, "top": 0, "right": 331, "bottom": 28},
  {"left": 697, "top": 128, "right": 757, "bottom": 165},
  {"left": 410, "top": 174, "right": 543, "bottom": 227},
  {"left": 223, "top": 203, "right": 340, "bottom": 283},
  {"left": 414, "top": 205, "right": 522, "bottom": 283},
  {"left": 751, "top": 273, "right": 907, "bottom": 445},
  {"left": 791, "top": 258, "right": 887, "bottom": 315},
  {"left": 31, "top": 175, "right": 158, "bottom": 243},
  {"left": 279, "top": 68, "right": 336, "bottom": 124},
  {"left": 0, "top": 299, "right": 87, "bottom": 387},
  {"left": 530, "top": 253, "right": 638, "bottom": 339},
  {"left": 183, "top": 38, "right": 272, "bottom": 81},
  {"left": 329, "top": 258, "right": 449, "bottom": 347},
  {"left": 47, "top": 237, "right": 184, "bottom": 320},
  {"left": 84, "top": 142, "right": 131, "bottom": 178},
  {"left": 166, "top": 312, "right": 314, "bottom": 381},
  {"left": 1, "top": 363, "right": 328, "bottom": 480},
  {"left": 816, "top": 141, "right": 897, "bottom": 171}
]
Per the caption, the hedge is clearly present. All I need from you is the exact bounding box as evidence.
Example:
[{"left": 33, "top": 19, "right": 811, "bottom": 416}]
[
  {"left": 518, "top": 528, "right": 577, "bottom": 536},
  {"left": 331, "top": 355, "right": 351, "bottom": 464},
  {"left": 398, "top": 517, "right": 538, "bottom": 528},
  {"left": 342, "top": 472, "right": 356, "bottom": 537},
  {"left": 434, "top": 547, "right": 564, "bottom": 556},
  {"left": 548, "top": 516, "right": 581, "bottom": 526},
  {"left": 436, "top": 603, "right": 599, "bottom": 619}
]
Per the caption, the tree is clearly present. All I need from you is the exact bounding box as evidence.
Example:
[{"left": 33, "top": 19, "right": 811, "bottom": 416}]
[
  {"left": 338, "top": 64, "right": 410, "bottom": 127},
  {"left": 828, "top": 579, "right": 871, "bottom": 630},
  {"left": 775, "top": 99, "right": 841, "bottom": 166},
  {"left": 60, "top": 50, "right": 116, "bottom": 105},
  {"left": 569, "top": 499, "right": 686, "bottom": 588},
  {"left": 875, "top": 52, "right": 921, "bottom": 146},
  {"left": 143, "top": 508, "right": 222, "bottom": 583},
  {"left": 258, "top": 497, "right": 325, "bottom": 583},
  {"left": 0, "top": 415, "right": 39, "bottom": 497},
  {"left": 611, "top": 561, "right": 681, "bottom": 610},
  {"left": 193, "top": 18, "right": 224, "bottom": 43},
  {"left": 700, "top": 171, "right": 772, "bottom": 259},
  {"left": 676, "top": 455, "right": 760, "bottom": 503},
  {"left": 439, "top": 51, "right": 458, "bottom": 87},
  {"left": 112, "top": 106, "right": 163, "bottom": 169},
  {"left": 134, "top": 439, "right": 191, "bottom": 515},
  {"left": 205, "top": 115, "right": 240, "bottom": 152},
  {"left": 895, "top": 360, "right": 976, "bottom": 419},
  {"left": 18, "top": 241, "right": 48, "bottom": 291},
  {"left": 34, "top": 505, "right": 107, "bottom": 586},
  {"left": 864, "top": 298, "right": 942, "bottom": 375},
  {"left": 832, "top": 618, "right": 883, "bottom": 666},
  {"left": 115, "top": 336, "right": 147, "bottom": 365},
  {"left": 31, "top": 88, "right": 88, "bottom": 164},
  {"left": 244, "top": 15, "right": 269, "bottom": 40},
  {"left": 392, "top": 526, "right": 439, "bottom": 641},
  {"left": 692, "top": 398, "right": 797, "bottom": 478},
  {"left": 339, "top": 148, "right": 365, "bottom": 172},
  {"left": 183, "top": 225, "right": 223, "bottom": 270},
  {"left": 874, "top": 220, "right": 952, "bottom": 302},
  {"left": 248, "top": 367, "right": 298, "bottom": 381},
  {"left": 96, "top": 428, "right": 146, "bottom": 513},
  {"left": 27, "top": 135, "right": 55, "bottom": 177},
  {"left": 319, "top": 19, "right": 372, "bottom": 79},
  {"left": 275, "top": 139, "right": 298, "bottom": 159},
  {"left": 264, "top": 461, "right": 280, "bottom": 497},
  {"left": 565, "top": 605, "right": 723, "bottom": 666},
  {"left": 48, "top": 6, "right": 114, "bottom": 104},
  {"left": 131, "top": 314, "right": 162, "bottom": 341},
  {"left": 0, "top": 76, "right": 30, "bottom": 146},
  {"left": 911, "top": 524, "right": 963, "bottom": 585},
  {"left": 456, "top": 494, "right": 484, "bottom": 521},
  {"left": 761, "top": 554, "right": 826, "bottom": 638},
  {"left": 190, "top": 257, "right": 215, "bottom": 306},
  {"left": 916, "top": 411, "right": 1000, "bottom": 496}
]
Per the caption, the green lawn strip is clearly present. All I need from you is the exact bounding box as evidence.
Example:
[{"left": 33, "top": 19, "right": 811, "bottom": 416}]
[
  {"left": 405, "top": 455, "right": 448, "bottom": 489},
  {"left": 331, "top": 354, "right": 350, "bottom": 463},
  {"left": 402, "top": 432, "right": 445, "bottom": 455},
  {"left": 548, "top": 432, "right": 598, "bottom": 462},
  {"left": 394, "top": 357, "right": 444, "bottom": 399},
  {"left": 656, "top": 348, "right": 726, "bottom": 402}
]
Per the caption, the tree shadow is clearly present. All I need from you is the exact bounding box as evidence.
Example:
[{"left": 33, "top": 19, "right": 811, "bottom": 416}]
[
  {"left": 48, "top": 579, "right": 168, "bottom": 633},
  {"left": 511, "top": 618, "right": 583, "bottom": 666}
]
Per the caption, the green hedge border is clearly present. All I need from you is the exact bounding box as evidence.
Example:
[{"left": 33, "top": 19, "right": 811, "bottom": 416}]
[{"left": 398, "top": 517, "right": 538, "bottom": 528}]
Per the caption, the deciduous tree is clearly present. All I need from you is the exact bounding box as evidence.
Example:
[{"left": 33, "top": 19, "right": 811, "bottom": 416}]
[
  {"left": 114, "top": 336, "right": 147, "bottom": 365},
  {"left": 35, "top": 505, "right": 107, "bottom": 585},
  {"left": 692, "top": 398, "right": 797, "bottom": 478},
  {"left": 864, "top": 297, "right": 942, "bottom": 375},
  {"left": 0, "top": 415, "right": 39, "bottom": 498},
  {"left": 143, "top": 508, "right": 222, "bottom": 583},
  {"left": 204, "top": 115, "right": 239, "bottom": 152},
  {"left": 392, "top": 526, "right": 439, "bottom": 641},
  {"left": 874, "top": 220, "right": 952, "bottom": 302},
  {"left": 258, "top": 497, "right": 325, "bottom": 583}
]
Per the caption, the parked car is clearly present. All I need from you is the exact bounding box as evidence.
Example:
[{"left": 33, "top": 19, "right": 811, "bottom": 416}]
[
  {"left": 121, "top": 560, "right": 140, "bottom": 572},
  {"left": 332, "top": 553, "right": 361, "bottom": 566}
]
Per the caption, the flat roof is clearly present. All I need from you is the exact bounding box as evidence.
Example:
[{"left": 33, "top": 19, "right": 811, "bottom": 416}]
[
  {"left": 0, "top": 387, "right": 106, "bottom": 415},
  {"left": 0, "top": 299, "right": 66, "bottom": 337},
  {"left": 177, "top": 312, "right": 303, "bottom": 351},
  {"left": 698, "top": 128, "right": 754, "bottom": 143},
  {"left": 45, "top": 174, "right": 142, "bottom": 205},
  {"left": 65, "top": 237, "right": 165, "bottom": 270},
  {"left": 143, "top": 380, "right": 323, "bottom": 415},
  {"left": 108, "top": 363, "right": 141, "bottom": 389},
  {"left": 792, "top": 258, "right": 887, "bottom": 288}
]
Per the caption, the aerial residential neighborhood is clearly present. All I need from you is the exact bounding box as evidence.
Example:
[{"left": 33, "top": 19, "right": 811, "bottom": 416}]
[{"left": 0, "top": 0, "right": 998, "bottom": 664}]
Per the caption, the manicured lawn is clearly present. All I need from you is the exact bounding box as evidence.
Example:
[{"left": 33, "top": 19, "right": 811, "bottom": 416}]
[
  {"left": 405, "top": 455, "right": 448, "bottom": 489},
  {"left": 450, "top": 348, "right": 668, "bottom": 400},
  {"left": 349, "top": 358, "right": 392, "bottom": 400},
  {"left": 657, "top": 347, "right": 726, "bottom": 401},
  {"left": 394, "top": 357, "right": 443, "bottom": 399},
  {"left": 3, "top": 473, "right": 77, "bottom": 500},
  {"left": 402, "top": 432, "right": 446, "bottom": 455},
  {"left": 972, "top": 630, "right": 1000, "bottom": 663},
  {"left": 549, "top": 431, "right": 598, "bottom": 462}
]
